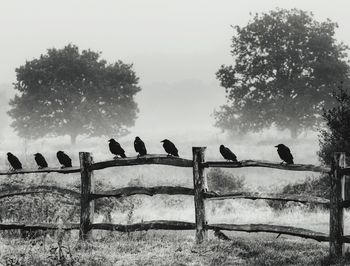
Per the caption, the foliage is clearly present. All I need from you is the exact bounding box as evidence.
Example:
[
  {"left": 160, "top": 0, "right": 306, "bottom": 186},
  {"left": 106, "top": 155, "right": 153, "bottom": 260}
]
[
  {"left": 267, "top": 175, "right": 330, "bottom": 210},
  {"left": 318, "top": 84, "right": 350, "bottom": 164},
  {"left": 216, "top": 8, "right": 349, "bottom": 138},
  {"left": 8, "top": 44, "right": 141, "bottom": 144},
  {"left": 207, "top": 168, "right": 245, "bottom": 193}
]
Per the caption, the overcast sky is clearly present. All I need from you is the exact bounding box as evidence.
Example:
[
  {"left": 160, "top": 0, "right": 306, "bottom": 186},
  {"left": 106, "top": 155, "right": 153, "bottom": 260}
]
[{"left": 1, "top": 0, "right": 350, "bottom": 137}]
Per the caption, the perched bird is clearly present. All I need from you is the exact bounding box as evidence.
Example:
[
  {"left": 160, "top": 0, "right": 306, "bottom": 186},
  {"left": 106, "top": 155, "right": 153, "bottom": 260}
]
[
  {"left": 56, "top": 151, "right": 72, "bottom": 168},
  {"left": 161, "top": 139, "right": 179, "bottom": 157},
  {"left": 219, "top": 145, "right": 237, "bottom": 162},
  {"left": 34, "top": 153, "right": 48, "bottom": 169},
  {"left": 7, "top": 152, "right": 22, "bottom": 170},
  {"left": 109, "top": 138, "right": 126, "bottom": 158},
  {"left": 134, "top": 136, "right": 147, "bottom": 157},
  {"left": 275, "top": 144, "right": 294, "bottom": 164},
  {"left": 214, "top": 229, "right": 231, "bottom": 241}
]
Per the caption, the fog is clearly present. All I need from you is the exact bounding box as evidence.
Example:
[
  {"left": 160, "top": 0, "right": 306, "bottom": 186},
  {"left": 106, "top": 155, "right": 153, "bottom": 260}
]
[{"left": 0, "top": 0, "right": 350, "bottom": 163}]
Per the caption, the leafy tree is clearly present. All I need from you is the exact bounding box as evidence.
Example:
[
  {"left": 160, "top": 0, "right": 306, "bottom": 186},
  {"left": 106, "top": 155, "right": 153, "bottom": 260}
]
[
  {"left": 216, "top": 8, "right": 349, "bottom": 138},
  {"left": 8, "top": 44, "right": 140, "bottom": 144},
  {"left": 318, "top": 83, "right": 350, "bottom": 164}
]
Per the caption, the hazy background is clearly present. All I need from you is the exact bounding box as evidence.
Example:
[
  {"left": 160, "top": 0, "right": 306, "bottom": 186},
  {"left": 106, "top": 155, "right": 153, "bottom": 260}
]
[
  {"left": 0, "top": 0, "right": 349, "bottom": 185},
  {"left": 1, "top": 0, "right": 350, "bottom": 138},
  {"left": 0, "top": 0, "right": 350, "bottom": 237}
]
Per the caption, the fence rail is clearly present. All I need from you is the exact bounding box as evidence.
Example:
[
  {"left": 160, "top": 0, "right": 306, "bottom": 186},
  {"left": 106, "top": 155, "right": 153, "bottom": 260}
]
[
  {"left": 0, "top": 185, "right": 80, "bottom": 199},
  {"left": 203, "top": 160, "right": 330, "bottom": 172},
  {"left": 0, "top": 167, "right": 80, "bottom": 175},
  {"left": 204, "top": 191, "right": 330, "bottom": 205},
  {"left": 0, "top": 148, "right": 346, "bottom": 259},
  {"left": 90, "top": 186, "right": 194, "bottom": 199}
]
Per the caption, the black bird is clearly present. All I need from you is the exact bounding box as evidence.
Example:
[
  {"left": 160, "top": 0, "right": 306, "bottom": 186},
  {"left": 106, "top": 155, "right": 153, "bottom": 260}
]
[
  {"left": 275, "top": 144, "right": 294, "bottom": 164},
  {"left": 214, "top": 229, "right": 231, "bottom": 241},
  {"left": 134, "top": 136, "right": 147, "bottom": 157},
  {"left": 34, "top": 153, "right": 48, "bottom": 169},
  {"left": 7, "top": 152, "right": 22, "bottom": 170},
  {"left": 219, "top": 145, "right": 237, "bottom": 162},
  {"left": 161, "top": 139, "right": 179, "bottom": 157},
  {"left": 109, "top": 138, "right": 126, "bottom": 158},
  {"left": 56, "top": 151, "right": 72, "bottom": 168}
]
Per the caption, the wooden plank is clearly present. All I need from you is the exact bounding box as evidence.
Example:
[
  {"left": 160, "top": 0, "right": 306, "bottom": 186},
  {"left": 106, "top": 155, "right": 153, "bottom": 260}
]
[
  {"left": 91, "top": 154, "right": 193, "bottom": 170},
  {"left": 0, "top": 185, "right": 80, "bottom": 199},
  {"left": 203, "top": 160, "right": 330, "bottom": 173},
  {"left": 330, "top": 152, "right": 345, "bottom": 257},
  {"left": 79, "top": 152, "right": 94, "bottom": 240},
  {"left": 91, "top": 186, "right": 194, "bottom": 199},
  {"left": 204, "top": 191, "right": 329, "bottom": 205},
  {"left": 193, "top": 147, "right": 208, "bottom": 244},
  {"left": 0, "top": 223, "right": 80, "bottom": 230},
  {"left": 92, "top": 220, "right": 196, "bottom": 232},
  {"left": 0, "top": 167, "right": 80, "bottom": 176},
  {"left": 206, "top": 223, "right": 329, "bottom": 242}
]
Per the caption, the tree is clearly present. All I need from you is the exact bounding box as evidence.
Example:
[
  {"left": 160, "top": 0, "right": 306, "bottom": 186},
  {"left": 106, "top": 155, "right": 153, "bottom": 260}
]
[
  {"left": 215, "top": 8, "right": 349, "bottom": 138},
  {"left": 318, "top": 83, "right": 350, "bottom": 165},
  {"left": 8, "top": 44, "right": 141, "bottom": 144}
]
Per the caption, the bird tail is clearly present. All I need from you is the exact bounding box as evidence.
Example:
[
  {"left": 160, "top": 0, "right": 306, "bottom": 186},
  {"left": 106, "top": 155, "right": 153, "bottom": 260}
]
[
  {"left": 174, "top": 152, "right": 179, "bottom": 157},
  {"left": 121, "top": 153, "right": 127, "bottom": 158}
]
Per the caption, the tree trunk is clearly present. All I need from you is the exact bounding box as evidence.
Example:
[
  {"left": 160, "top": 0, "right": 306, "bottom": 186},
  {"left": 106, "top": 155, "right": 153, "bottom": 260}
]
[{"left": 70, "top": 134, "right": 77, "bottom": 145}]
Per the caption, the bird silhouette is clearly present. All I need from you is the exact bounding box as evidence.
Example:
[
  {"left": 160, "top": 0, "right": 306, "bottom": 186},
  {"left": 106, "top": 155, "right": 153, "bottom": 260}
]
[
  {"left": 7, "top": 152, "right": 22, "bottom": 170},
  {"left": 56, "top": 151, "right": 72, "bottom": 168},
  {"left": 134, "top": 136, "right": 147, "bottom": 157},
  {"left": 219, "top": 145, "right": 237, "bottom": 162},
  {"left": 34, "top": 153, "right": 48, "bottom": 169},
  {"left": 275, "top": 144, "right": 294, "bottom": 164},
  {"left": 109, "top": 138, "right": 126, "bottom": 158},
  {"left": 161, "top": 139, "right": 179, "bottom": 157},
  {"left": 214, "top": 229, "right": 231, "bottom": 241}
]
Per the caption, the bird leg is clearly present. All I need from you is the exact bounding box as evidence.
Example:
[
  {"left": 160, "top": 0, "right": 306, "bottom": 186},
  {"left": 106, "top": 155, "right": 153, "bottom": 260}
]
[{"left": 113, "top": 156, "right": 119, "bottom": 160}]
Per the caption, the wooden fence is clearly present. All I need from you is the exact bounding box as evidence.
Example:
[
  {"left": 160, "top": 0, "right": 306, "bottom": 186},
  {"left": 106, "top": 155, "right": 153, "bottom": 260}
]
[{"left": 0, "top": 147, "right": 349, "bottom": 258}]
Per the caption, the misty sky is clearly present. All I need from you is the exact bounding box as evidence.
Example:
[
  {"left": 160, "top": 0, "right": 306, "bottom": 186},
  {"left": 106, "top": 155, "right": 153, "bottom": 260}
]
[{"left": 1, "top": 0, "right": 350, "bottom": 137}]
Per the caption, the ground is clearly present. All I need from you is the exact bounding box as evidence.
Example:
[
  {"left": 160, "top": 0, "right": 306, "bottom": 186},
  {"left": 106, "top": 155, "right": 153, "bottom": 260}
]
[{"left": 0, "top": 231, "right": 349, "bottom": 266}]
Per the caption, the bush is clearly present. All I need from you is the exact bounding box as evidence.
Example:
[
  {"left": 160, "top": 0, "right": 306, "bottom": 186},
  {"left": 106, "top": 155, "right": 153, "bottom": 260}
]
[
  {"left": 207, "top": 168, "right": 245, "bottom": 193},
  {"left": 319, "top": 84, "right": 350, "bottom": 165},
  {"left": 267, "top": 174, "right": 330, "bottom": 210}
]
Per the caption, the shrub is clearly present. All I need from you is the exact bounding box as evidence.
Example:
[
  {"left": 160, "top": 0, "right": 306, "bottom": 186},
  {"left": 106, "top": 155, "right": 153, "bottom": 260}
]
[
  {"left": 267, "top": 174, "right": 330, "bottom": 210},
  {"left": 319, "top": 84, "right": 350, "bottom": 165},
  {"left": 207, "top": 168, "right": 245, "bottom": 193}
]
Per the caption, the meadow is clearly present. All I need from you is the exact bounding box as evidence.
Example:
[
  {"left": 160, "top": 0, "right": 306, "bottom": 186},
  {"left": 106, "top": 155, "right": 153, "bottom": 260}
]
[{"left": 0, "top": 129, "right": 350, "bottom": 265}]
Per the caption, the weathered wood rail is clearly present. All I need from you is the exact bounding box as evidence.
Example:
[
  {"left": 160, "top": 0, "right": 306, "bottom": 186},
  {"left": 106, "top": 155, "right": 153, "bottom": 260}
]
[{"left": 0, "top": 148, "right": 347, "bottom": 259}]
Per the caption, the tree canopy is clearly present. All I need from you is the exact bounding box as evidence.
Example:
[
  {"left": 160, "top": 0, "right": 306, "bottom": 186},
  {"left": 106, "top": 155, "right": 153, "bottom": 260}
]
[
  {"left": 8, "top": 44, "right": 141, "bottom": 144},
  {"left": 318, "top": 83, "right": 350, "bottom": 165},
  {"left": 215, "top": 8, "right": 349, "bottom": 137}
]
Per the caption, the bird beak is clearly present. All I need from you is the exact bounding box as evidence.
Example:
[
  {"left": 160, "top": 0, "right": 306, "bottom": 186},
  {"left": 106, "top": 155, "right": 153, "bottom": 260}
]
[{"left": 274, "top": 145, "right": 278, "bottom": 148}]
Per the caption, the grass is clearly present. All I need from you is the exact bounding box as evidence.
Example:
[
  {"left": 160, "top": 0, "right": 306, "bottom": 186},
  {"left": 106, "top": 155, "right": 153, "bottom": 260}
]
[
  {"left": 0, "top": 231, "right": 349, "bottom": 265},
  {"left": 0, "top": 131, "right": 341, "bottom": 265}
]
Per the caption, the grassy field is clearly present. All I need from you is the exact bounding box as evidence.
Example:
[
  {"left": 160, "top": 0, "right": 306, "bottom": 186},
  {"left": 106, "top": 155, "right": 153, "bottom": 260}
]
[
  {"left": 1, "top": 130, "right": 347, "bottom": 265},
  {"left": 1, "top": 231, "right": 350, "bottom": 266}
]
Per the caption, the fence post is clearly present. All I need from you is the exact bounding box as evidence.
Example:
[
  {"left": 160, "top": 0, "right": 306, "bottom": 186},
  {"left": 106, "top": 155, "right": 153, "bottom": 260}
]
[
  {"left": 192, "top": 147, "right": 208, "bottom": 244},
  {"left": 79, "top": 152, "right": 94, "bottom": 240},
  {"left": 330, "top": 152, "right": 345, "bottom": 257}
]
